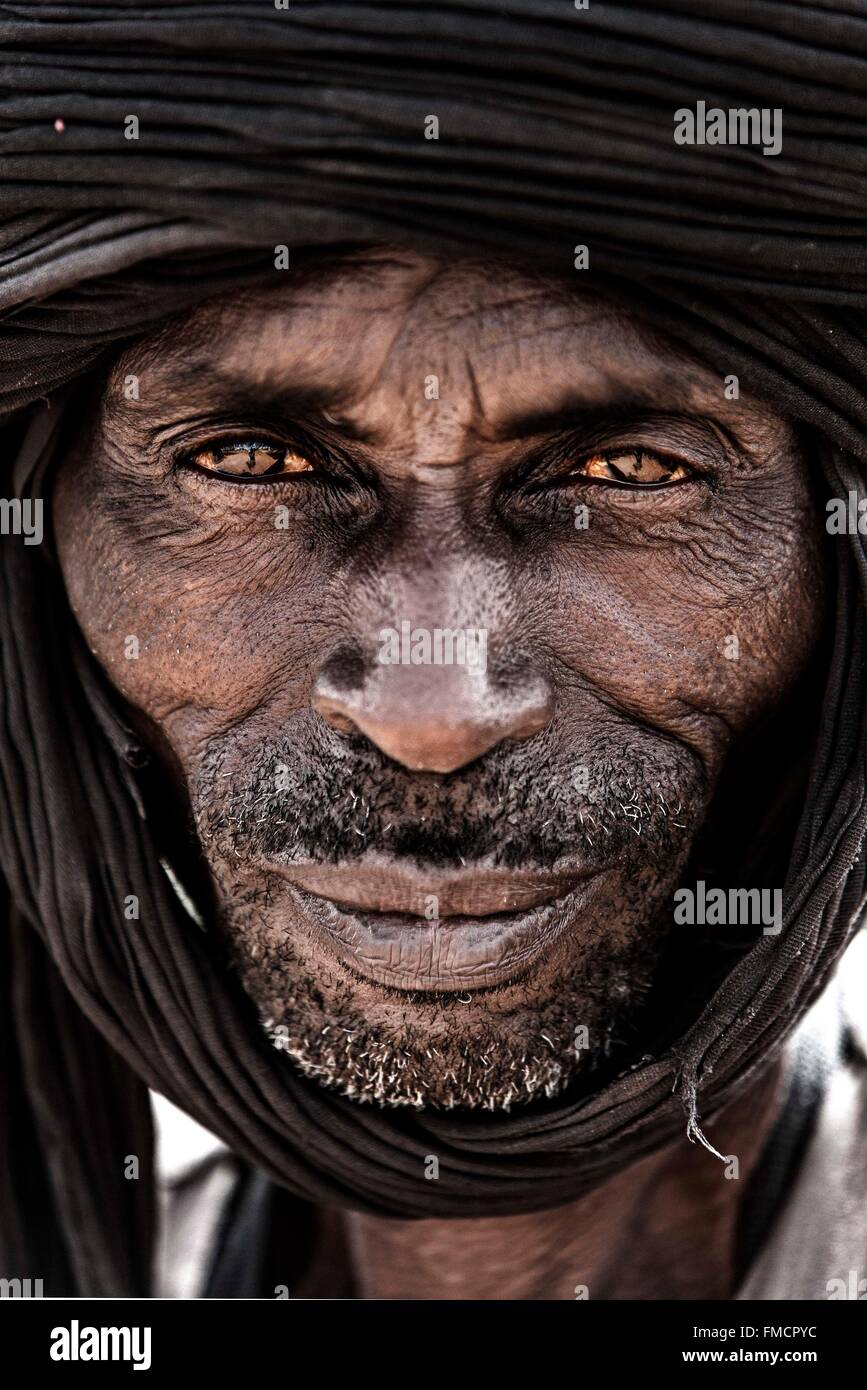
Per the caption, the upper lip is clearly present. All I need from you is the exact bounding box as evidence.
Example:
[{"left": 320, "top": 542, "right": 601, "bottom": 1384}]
[{"left": 267, "top": 854, "right": 591, "bottom": 917}]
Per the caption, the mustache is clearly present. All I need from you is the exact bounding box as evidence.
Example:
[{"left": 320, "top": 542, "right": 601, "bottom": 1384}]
[{"left": 192, "top": 725, "right": 709, "bottom": 871}]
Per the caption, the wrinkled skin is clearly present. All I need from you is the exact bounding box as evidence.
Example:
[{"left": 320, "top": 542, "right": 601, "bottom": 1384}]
[{"left": 53, "top": 247, "right": 825, "bottom": 1117}]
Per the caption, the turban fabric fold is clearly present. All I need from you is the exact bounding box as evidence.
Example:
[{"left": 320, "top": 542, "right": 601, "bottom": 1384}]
[{"left": 2, "top": 0, "right": 867, "bottom": 1294}]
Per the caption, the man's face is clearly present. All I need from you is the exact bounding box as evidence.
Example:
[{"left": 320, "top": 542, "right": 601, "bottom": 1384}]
[{"left": 53, "top": 248, "right": 824, "bottom": 1110}]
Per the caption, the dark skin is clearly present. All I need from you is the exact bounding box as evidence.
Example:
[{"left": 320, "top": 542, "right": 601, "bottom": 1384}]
[
  {"left": 344, "top": 1061, "right": 785, "bottom": 1300},
  {"left": 53, "top": 246, "right": 824, "bottom": 1297}
]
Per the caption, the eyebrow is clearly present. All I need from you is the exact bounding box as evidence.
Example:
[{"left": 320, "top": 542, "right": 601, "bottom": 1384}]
[
  {"left": 492, "top": 392, "right": 679, "bottom": 443},
  {"left": 132, "top": 361, "right": 372, "bottom": 442}
]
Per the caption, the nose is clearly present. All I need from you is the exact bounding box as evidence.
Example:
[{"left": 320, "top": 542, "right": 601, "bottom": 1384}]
[{"left": 312, "top": 643, "right": 552, "bottom": 773}]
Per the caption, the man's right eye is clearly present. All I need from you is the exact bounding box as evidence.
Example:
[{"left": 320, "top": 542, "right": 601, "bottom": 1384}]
[{"left": 188, "top": 441, "right": 315, "bottom": 480}]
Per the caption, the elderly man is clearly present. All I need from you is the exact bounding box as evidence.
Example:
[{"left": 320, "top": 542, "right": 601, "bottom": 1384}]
[{"left": 1, "top": 2, "right": 867, "bottom": 1304}]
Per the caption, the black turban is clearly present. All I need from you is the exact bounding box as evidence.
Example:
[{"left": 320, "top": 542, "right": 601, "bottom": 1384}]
[{"left": 1, "top": 0, "right": 866, "bottom": 1296}]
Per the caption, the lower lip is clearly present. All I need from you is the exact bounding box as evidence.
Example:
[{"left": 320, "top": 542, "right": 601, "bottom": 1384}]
[{"left": 277, "top": 872, "right": 605, "bottom": 993}]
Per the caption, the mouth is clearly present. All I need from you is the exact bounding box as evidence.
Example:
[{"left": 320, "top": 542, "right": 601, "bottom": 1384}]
[{"left": 265, "top": 855, "right": 606, "bottom": 992}]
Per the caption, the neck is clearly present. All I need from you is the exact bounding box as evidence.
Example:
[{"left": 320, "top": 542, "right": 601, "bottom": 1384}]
[{"left": 343, "top": 1059, "right": 784, "bottom": 1300}]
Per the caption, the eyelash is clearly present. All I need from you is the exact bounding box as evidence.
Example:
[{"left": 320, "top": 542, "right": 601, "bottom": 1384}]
[
  {"left": 175, "top": 432, "right": 347, "bottom": 494},
  {"left": 569, "top": 448, "right": 695, "bottom": 488},
  {"left": 523, "top": 445, "right": 700, "bottom": 495}
]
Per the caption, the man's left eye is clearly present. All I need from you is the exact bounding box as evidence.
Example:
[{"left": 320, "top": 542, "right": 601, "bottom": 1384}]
[
  {"left": 189, "top": 442, "right": 314, "bottom": 479},
  {"left": 573, "top": 450, "right": 690, "bottom": 486}
]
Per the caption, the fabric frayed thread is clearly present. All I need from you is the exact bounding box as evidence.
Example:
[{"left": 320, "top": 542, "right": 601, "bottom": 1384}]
[{"left": 680, "top": 1065, "right": 729, "bottom": 1165}]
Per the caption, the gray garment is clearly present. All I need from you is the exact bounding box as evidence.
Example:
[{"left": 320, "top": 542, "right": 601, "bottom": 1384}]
[
  {"left": 737, "top": 931, "right": 867, "bottom": 1301},
  {"left": 152, "top": 1093, "right": 238, "bottom": 1299}
]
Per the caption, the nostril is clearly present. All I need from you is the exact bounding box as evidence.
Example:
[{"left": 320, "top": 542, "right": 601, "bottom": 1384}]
[
  {"left": 316, "top": 703, "right": 357, "bottom": 736},
  {"left": 311, "top": 644, "right": 370, "bottom": 737},
  {"left": 319, "top": 644, "right": 367, "bottom": 692},
  {"left": 489, "top": 652, "right": 540, "bottom": 695}
]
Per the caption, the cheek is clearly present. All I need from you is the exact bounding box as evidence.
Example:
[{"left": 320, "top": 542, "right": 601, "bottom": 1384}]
[
  {"left": 547, "top": 484, "right": 825, "bottom": 760},
  {"left": 54, "top": 469, "right": 331, "bottom": 741}
]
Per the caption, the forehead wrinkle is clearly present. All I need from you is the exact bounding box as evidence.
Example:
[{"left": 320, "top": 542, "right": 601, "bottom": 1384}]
[
  {"left": 224, "top": 265, "right": 449, "bottom": 416},
  {"left": 464, "top": 312, "right": 771, "bottom": 442},
  {"left": 461, "top": 332, "right": 673, "bottom": 443},
  {"left": 438, "top": 286, "right": 583, "bottom": 329},
  {"left": 469, "top": 307, "right": 679, "bottom": 371},
  {"left": 111, "top": 252, "right": 444, "bottom": 388}
]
